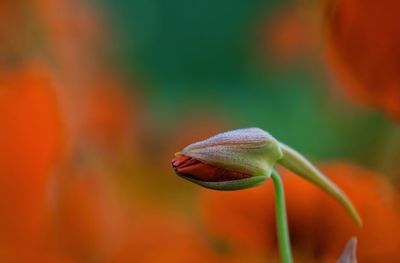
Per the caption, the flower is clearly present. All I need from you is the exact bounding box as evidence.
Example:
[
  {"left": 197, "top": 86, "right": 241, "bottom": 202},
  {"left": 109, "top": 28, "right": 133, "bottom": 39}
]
[
  {"left": 172, "top": 128, "right": 361, "bottom": 226},
  {"left": 0, "top": 62, "right": 65, "bottom": 260},
  {"left": 172, "top": 128, "right": 283, "bottom": 190},
  {"left": 106, "top": 211, "right": 225, "bottom": 263},
  {"left": 262, "top": 6, "right": 318, "bottom": 65},
  {"left": 325, "top": 0, "right": 400, "bottom": 120}
]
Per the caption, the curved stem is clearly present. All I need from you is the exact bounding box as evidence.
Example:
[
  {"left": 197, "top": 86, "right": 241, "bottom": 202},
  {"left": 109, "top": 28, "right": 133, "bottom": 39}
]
[
  {"left": 278, "top": 142, "right": 362, "bottom": 227},
  {"left": 271, "top": 170, "right": 293, "bottom": 263}
]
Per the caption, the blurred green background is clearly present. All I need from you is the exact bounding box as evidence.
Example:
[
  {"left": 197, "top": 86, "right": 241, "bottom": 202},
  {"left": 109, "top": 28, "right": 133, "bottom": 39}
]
[{"left": 101, "top": 0, "right": 391, "bottom": 166}]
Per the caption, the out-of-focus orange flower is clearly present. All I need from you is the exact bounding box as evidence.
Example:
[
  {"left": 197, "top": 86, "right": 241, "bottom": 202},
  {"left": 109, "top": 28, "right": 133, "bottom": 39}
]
[
  {"left": 262, "top": 6, "right": 319, "bottom": 64},
  {"left": 326, "top": 0, "right": 400, "bottom": 120},
  {"left": 33, "top": 0, "right": 103, "bottom": 78},
  {"left": 33, "top": 0, "right": 140, "bottom": 157},
  {"left": 200, "top": 163, "right": 400, "bottom": 262},
  {"left": 79, "top": 80, "right": 138, "bottom": 154},
  {"left": 0, "top": 62, "right": 64, "bottom": 260},
  {"left": 48, "top": 166, "right": 128, "bottom": 261},
  {"left": 107, "top": 212, "right": 224, "bottom": 263},
  {"left": 0, "top": 1, "right": 31, "bottom": 63}
]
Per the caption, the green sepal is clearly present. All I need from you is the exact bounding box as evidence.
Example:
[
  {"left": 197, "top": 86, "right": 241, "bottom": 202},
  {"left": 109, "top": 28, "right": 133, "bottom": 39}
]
[{"left": 176, "top": 173, "right": 268, "bottom": 191}]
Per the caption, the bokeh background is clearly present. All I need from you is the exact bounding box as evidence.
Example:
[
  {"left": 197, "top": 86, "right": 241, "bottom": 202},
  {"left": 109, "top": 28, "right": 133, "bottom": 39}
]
[{"left": 1, "top": 0, "right": 400, "bottom": 262}]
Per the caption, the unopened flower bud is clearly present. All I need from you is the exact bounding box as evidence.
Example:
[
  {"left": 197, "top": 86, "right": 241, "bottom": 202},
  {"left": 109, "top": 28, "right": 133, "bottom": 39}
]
[
  {"left": 172, "top": 128, "right": 283, "bottom": 190},
  {"left": 171, "top": 127, "right": 362, "bottom": 226}
]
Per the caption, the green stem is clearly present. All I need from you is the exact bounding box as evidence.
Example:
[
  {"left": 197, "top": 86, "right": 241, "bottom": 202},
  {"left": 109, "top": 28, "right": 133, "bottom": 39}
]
[
  {"left": 277, "top": 142, "right": 362, "bottom": 226},
  {"left": 271, "top": 170, "right": 293, "bottom": 263}
]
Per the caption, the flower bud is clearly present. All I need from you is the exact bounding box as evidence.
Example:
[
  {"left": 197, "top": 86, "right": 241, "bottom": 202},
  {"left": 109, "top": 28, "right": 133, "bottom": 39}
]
[
  {"left": 171, "top": 127, "right": 362, "bottom": 226},
  {"left": 172, "top": 128, "right": 283, "bottom": 190}
]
